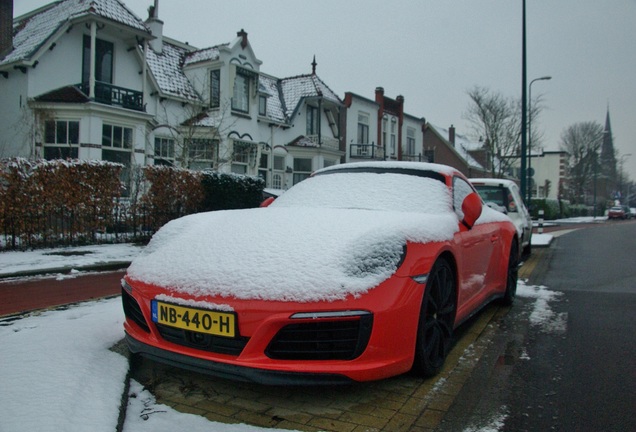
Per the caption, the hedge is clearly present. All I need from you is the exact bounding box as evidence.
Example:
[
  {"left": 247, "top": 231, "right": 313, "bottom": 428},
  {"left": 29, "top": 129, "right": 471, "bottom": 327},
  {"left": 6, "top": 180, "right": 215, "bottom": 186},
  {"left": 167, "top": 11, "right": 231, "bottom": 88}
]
[{"left": 1, "top": 159, "right": 265, "bottom": 250}]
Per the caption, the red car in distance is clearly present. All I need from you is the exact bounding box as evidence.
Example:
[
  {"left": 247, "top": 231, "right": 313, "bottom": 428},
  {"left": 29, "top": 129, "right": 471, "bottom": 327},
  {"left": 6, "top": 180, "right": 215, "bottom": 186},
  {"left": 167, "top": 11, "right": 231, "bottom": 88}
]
[{"left": 122, "top": 162, "right": 519, "bottom": 384}]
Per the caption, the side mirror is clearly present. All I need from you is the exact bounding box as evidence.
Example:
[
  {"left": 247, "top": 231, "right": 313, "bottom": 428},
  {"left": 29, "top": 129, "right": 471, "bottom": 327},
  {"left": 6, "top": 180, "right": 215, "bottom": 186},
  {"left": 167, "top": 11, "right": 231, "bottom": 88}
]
[
  {"left": 260, "top": 197, "right": 276, "bottom": 208},
  {"left": 462, "top": 192, "right": 483, "bottom": 229}
]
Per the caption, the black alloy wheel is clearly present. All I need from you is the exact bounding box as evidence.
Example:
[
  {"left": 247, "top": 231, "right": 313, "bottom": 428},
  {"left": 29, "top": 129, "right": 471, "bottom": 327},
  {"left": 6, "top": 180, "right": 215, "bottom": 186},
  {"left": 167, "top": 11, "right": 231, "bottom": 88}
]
[
  {"left": 413, "top": 258, "right": 457, "bottom": 377},
  {"left": 501, "top": 240, "right": 519, "bottom": 305}
]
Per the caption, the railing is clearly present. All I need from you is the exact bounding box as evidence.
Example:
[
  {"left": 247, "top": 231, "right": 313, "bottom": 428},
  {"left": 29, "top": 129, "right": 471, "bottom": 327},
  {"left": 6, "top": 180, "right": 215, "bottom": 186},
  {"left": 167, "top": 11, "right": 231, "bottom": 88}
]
[
  {"left": 402, "top": 153, "right": 423, "bottom": 162},
  {"left": 0, "top": 202, "right": 168, "bottom": 251},
  {"left": 76, "top": 81, "right": 144, "bottom": 111},
  {"left": 305, "top": 135, "right": 340, "bottom": 150},
  {"left": 349, "top": 143, "right": 385, "bottom": 160}
]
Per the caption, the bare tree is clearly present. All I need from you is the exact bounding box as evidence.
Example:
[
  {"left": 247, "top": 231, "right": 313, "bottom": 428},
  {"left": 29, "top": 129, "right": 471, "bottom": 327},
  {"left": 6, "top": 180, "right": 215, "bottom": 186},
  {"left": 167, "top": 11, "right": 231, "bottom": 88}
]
[
  {"left": 464, "top": 86, "right": 545, "bottom": 178},
  {"left": 559, "top": 121, "right": 604, "bottom": 204},
  {"left": 155, "top": 98, "right": 238, "bottom": 170}
]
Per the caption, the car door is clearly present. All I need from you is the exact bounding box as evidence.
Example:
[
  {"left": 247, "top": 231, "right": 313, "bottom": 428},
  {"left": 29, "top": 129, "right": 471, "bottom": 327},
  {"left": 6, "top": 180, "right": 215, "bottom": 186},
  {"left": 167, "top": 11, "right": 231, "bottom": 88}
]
[{"left": 452, "top": 177, "right": 498, "bottom": 321}]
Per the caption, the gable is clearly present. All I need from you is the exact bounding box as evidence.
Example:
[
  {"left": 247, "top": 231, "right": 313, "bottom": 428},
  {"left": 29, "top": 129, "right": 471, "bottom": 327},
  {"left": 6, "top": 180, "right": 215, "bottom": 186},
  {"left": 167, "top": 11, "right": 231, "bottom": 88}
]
[{"left": 2, "top": 0, "right": 148, "bottom": 68}]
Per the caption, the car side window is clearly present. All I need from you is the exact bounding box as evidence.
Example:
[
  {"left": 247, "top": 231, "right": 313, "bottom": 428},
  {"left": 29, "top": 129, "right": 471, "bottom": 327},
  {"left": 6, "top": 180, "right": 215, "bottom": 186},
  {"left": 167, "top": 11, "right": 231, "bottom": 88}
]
[{"left": 453, "top": 177, "right": 474, "bottom": 220}]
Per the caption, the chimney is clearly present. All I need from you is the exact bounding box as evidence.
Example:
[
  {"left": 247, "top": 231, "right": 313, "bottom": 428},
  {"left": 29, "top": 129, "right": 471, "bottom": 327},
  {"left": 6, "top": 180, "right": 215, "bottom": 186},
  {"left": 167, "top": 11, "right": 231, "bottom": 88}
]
[
  {"left": 237, "top": 29, "right": 248, "bottom": 49},
  {"left": 449, "top": 124, "right": 455, "bottom": 146},
  {"left": 0, "top": 0, "right": 13, "bottom": 59},
  {"left": 146, "top": 0, "right": 163, "bottom": 54}
]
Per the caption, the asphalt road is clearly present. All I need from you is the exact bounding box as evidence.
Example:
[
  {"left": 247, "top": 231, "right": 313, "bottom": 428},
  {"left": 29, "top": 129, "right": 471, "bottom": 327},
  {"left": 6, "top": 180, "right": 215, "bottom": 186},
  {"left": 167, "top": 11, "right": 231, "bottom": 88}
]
[{"left": 438, "top": 220, "right": 636, "bottom": 431}]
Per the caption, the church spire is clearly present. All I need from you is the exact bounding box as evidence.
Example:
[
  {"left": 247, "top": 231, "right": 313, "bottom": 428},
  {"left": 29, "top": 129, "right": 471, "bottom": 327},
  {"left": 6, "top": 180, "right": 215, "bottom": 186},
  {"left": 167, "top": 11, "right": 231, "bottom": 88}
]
[{"left": 600, "top": 105, "right": 618, "bottom": 198}]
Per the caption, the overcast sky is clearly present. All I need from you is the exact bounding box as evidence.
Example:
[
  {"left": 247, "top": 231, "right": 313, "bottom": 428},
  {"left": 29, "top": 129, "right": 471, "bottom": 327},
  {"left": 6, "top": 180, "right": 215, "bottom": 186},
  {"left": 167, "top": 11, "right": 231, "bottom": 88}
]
[{"left": 14, "top": 0, "right": 636, "bottom": 178}]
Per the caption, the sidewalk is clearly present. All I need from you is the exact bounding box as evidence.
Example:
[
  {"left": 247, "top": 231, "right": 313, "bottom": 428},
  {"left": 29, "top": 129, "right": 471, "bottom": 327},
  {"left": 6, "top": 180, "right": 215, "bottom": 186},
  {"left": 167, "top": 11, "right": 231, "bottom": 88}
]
[{"left": 0, "top": 243, "right": 144, "bottom": 279}]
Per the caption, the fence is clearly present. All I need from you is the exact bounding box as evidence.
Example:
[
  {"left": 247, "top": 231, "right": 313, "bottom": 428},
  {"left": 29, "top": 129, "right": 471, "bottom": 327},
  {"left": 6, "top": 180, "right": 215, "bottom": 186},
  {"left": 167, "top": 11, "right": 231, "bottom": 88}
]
[{"left": 0, "top": 201, "right": 173, "bottom": 251}]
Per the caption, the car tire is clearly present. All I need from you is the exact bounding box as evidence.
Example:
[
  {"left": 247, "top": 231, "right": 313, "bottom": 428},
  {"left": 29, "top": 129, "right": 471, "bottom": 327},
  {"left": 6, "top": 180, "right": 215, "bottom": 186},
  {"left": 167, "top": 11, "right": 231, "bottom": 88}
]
[
  {"left": 500, "top": 241, "right": 519, "bottom": 306},
  {"left": 412, "top": 257, "right": 456, "bottom": 377},
  {"left": 522, "top": 241, "right": 532, "bottom": 258}
]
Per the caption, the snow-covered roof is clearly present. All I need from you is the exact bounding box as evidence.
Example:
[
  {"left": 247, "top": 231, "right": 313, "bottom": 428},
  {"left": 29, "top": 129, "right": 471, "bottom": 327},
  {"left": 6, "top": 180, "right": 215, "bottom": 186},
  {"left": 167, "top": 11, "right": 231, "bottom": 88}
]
[
  {"left": 2, "top": 0, "right": 148, "bottom": 67},
  {"left": 258, "top": 74, "right": 286, "bottom": 122},
  {"left": 146, "top": 41, "right": 200, "bottom": 102},
  {"left": 430, "top": 124, "right": 485, "bottom": 170},
  {"left": 183, "top": 44, "right": 228, "bottom": 66},
  {"left": 280, "top": 74, "right": 343, "bottom": 116}
]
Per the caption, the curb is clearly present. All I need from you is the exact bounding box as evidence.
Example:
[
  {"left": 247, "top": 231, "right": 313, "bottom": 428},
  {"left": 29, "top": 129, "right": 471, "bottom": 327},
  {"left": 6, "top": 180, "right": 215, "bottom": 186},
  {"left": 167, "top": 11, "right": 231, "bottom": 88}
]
[{"left": 0, "top": 261, "right": 131, "bottom": 280}]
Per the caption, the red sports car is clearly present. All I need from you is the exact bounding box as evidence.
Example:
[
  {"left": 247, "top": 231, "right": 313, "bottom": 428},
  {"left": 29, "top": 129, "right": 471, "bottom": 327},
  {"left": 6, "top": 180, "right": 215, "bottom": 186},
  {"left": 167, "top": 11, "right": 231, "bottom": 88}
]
[{"left": 122, "top": 162, "right": 519, "bottom": 384}]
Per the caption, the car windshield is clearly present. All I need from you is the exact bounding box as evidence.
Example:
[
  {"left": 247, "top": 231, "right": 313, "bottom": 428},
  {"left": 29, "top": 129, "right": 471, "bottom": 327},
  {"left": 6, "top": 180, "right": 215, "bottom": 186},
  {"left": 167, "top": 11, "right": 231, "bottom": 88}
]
[
  {"left": 474, "top": 186, "right": 508, "bottom": 209},
  {"left": 271, "top": 171, "right": 452, "bottom": 214}
]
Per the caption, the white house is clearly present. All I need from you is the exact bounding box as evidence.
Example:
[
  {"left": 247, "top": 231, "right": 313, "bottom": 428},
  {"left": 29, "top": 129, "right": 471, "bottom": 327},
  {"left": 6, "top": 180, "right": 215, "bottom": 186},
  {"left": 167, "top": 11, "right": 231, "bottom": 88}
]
[{"left": 0, "top": 0, "right": 344, "bottom": 191}]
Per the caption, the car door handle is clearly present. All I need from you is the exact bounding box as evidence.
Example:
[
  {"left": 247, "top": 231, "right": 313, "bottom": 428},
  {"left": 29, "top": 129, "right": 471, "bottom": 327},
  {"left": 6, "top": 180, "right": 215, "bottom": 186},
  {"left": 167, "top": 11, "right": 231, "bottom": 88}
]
[{"left": 490, "top": 235, "right": 499, "bottom": 243}]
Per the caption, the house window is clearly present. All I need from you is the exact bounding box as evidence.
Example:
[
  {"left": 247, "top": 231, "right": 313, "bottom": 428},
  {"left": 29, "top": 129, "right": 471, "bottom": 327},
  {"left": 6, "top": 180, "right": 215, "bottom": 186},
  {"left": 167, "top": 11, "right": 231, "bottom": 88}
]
[
  {"left": 259, "top": 95, "right": 267, "bottom": 116},
  {"left": 382, "top": 118, "right": 388, "bottom": 147},
  {"left": 210, "top": 69, "right": 220, "bottom": 108},
  {"left": 258, "top": 152, "right": 269, "bottom": 183},
  {"left": 102, "top": 124, "right": 133, "bottom": 165},
  {"left": 272, "top": 155, "right": 285, "bottom": 189},
  {"left": 273, "top": 155, "right": 285, "bottom": 171},
  {"left": 43, "top": 120, "right": 79, "bottom": 160},
  {"left": 82, "top": 36, "right": 113, "bottom": 84},
  {"left": 307, "top": 105, "right": 319, "bottom": 135},
  {"left": 293, "top": 158, "right": 312, "bottom": 185},
  {"left": 232, "top": 71, "right": 250, "bottom": 113},
  {"left": 406, "top": 127, "right": 416, "bottom": 156},
  {"left": 390, "top": 120, "right": 397, "bottom": 156},
  {"left": 357, "top": 113, "right": 369, "bottom": 144},
  {"left": 188, "top": 138, "right": 216, "bottom": 169},
  {"left": 154, "top": 137, "right": 175, "bottom": 166},
  {"left": 232, "top": 141, "right": 254, "bottom": 174}
]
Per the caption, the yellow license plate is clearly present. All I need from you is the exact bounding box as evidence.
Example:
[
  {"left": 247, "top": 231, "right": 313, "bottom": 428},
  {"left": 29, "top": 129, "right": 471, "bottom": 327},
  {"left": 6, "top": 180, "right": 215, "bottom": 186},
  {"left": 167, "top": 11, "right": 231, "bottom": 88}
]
[{"left": 151, "top": 300, "right": 236, "bottom": 338}]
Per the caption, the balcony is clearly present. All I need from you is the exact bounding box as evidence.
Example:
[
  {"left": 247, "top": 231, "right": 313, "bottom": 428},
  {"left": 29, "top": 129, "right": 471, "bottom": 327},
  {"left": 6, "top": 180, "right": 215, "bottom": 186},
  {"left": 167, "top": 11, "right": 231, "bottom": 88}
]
[
  {"left": 305, "top": 135, "right": 340, "bottom": 150},
  {"left": 349, "top": 143, "right": 385, "bottom": 160},
  {"left": 76, "top": 81, "right": 144, "bottom": 111}
]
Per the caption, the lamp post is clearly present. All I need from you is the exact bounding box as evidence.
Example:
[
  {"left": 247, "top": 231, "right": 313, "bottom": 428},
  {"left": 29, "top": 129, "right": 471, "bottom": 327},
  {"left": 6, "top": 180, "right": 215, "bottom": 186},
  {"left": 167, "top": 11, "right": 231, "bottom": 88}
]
[
  {"left": 520, "top": 0, "right": 527, "bottom": 202},
  {"left": 527, "top": 76, "right": 552, "bottom": 204}
]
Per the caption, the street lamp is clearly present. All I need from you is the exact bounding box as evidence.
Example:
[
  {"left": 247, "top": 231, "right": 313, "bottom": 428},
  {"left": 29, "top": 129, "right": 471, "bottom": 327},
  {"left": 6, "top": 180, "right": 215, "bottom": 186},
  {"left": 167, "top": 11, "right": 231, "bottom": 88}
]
[{"left": 527, "top": 75, "right": 552, "bottom": 204}]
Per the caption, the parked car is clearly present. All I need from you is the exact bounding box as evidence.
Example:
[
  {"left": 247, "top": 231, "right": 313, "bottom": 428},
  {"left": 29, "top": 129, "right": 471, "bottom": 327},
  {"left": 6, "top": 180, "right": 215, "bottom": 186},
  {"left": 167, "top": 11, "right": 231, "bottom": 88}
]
[
  {"left": 607, "top": 206, "right": 626, "bottom": 220},
  {"left": 470, "top": 178, "right": 533, "bottom": 256},
  {"left": 122, "top": 162, "right": 519, "bottom": 384}
]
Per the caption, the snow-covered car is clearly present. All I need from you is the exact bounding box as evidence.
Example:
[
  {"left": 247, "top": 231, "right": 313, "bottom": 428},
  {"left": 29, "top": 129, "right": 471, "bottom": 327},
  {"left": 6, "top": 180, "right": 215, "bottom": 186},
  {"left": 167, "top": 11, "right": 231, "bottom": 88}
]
[
  {"left": 122, "top": 162, "right": 519, "bottom": 384},
  {"left": 470, "top": 178, "right": 533, "bottom": 256}
]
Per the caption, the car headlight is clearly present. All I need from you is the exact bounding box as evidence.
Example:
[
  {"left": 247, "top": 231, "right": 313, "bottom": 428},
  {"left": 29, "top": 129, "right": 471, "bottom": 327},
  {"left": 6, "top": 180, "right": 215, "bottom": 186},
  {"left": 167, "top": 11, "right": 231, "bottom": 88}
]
[{"left": 345, "top": 243, "right": 407, "bottom": 278}]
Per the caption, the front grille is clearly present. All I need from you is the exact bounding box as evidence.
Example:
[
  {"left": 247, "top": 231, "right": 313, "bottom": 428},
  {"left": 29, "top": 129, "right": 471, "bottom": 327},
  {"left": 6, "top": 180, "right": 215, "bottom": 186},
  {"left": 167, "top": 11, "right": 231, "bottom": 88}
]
[
  {"left": 156, "top": 324, "right": 249, "bottom": 356},
  {"left": 266, "top": 315, "right": 373, "bottom": 360},
  {"left": 122, "top": 288, "right": 150, "bottom": 333}
]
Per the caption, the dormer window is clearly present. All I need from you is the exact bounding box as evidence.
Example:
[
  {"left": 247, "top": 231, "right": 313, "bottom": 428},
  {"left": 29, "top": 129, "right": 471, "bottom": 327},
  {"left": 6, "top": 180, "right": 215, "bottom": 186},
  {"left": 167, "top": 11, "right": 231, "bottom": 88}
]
[{"left": 258, "top": 94, "right": 267, "bottom": 116}]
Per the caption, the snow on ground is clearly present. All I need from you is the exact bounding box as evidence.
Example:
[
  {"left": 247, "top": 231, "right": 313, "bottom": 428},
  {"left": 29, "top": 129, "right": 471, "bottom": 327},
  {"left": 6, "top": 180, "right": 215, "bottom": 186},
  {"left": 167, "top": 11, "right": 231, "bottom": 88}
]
[{"left": 0, "top": 243, "right": 143, "bottom": 277}]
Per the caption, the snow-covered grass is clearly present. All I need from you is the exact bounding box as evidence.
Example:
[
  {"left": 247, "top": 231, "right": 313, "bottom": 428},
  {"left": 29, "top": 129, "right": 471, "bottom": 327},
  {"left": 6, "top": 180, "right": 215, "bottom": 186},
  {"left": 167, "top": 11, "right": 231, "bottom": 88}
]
[
  {"left": 0, "top": 297, "right": 296, "bottom": 432},
  {"left": 0, "top": 243, "right": 143, "bottom": 277}
]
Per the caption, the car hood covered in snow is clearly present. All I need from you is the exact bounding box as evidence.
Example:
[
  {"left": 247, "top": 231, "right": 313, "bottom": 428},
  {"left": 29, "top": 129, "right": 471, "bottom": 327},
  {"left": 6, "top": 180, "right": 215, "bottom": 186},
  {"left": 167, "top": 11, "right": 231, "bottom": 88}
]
[{"left": 127, "top": 207, "right": 459, "bottom": 302}]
